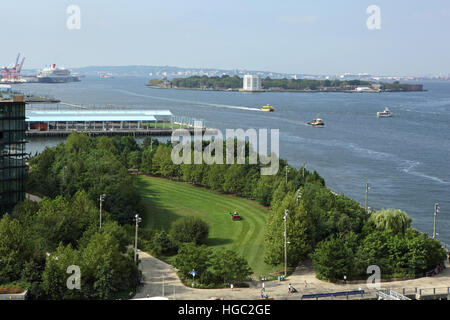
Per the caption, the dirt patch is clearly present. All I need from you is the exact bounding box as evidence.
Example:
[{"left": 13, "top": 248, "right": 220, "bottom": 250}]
[{"left": 0, "top": 286, "right": 23, "bottom": 294}]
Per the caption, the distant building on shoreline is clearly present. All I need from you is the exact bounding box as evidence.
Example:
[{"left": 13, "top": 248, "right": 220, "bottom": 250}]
[{"left": 242, "top": 74, "right": 262, "bottom": 92}]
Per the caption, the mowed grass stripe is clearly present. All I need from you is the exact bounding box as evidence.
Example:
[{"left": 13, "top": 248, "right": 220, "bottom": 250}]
[
  {"left": 143, "top": 182, "right": 259, "bottom": 259},
  {"left": 139, "top": 177, "right": 261, "bottom": 265},
  {"left": 137, "top": 176, "right": 275, "bottom": 275},
  {"left": 142, "top": 182, "right": 249, "bottom": 243},
  {"left": 142, "top": 180, "right": 264, "bottom": 250}
]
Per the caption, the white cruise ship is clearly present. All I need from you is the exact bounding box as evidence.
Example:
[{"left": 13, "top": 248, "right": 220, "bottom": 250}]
[{"left": 37, "top": 64, "right": 80, "bottom": 83}]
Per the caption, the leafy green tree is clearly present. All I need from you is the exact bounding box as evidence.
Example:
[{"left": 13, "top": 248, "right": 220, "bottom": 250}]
[
  {"left": 264, "top": 193, "right": 315, "bottom": 266},
  {"left": 80, "top": 232, "right": 138, "bottom": 299},
  {"left": 170, "top": 216, "right": 209, "bottom": 245},
  {"left": 209, "top": 249, "right": 252, "bottom": 284},
  {"left": 41, "top": 243, "right": 82, "bottom": 300},
  {"left": 369, "top": 208, "right": 412, "bottom": 235},
  {"left": 128, "top": 150, "right": 142, "bottom": 170},
  {"left": 312, "top": 234, "right": 358, "bottom": 281},
  {"left": 223, "top": 165, "right": 247, "bottom": 195},
  {"left": 0, "top": 214, "right": 31, "bottom": 284},
  {"left": 151, "top": 231, "right": 177, "bottom": 256},
  {"left": 173, "top": 243, "right": 211, "bottom": 279}
]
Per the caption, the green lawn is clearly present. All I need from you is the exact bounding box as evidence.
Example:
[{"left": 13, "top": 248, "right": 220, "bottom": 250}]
[{"left": 137, "top": 175, "right": 282, "bottom": 276}]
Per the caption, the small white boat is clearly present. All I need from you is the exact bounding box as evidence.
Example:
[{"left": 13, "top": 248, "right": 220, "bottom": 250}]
[
  {"left": 307, "top": 118, "right": 324, "bottom": 127},
  {"left": 377, "top": 108, "right": 392, "bottom": 117}
]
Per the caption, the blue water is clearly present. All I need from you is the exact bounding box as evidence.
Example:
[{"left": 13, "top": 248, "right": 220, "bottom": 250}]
[{"left": 16, "top": 77, "right": 450, "bottom": 244}]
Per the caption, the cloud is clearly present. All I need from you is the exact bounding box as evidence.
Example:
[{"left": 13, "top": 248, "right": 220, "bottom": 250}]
[{"left": 279, "top": 15, "right": 318, "bottom": 25}]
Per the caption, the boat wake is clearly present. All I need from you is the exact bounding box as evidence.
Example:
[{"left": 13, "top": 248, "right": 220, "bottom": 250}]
[
  {"left": 401, "top": 161, "right": 450, "bottom": 185},
  {"left": 115, "top": 89, "right": 261, "bottom": 112},
  {"left": 283, "top": 135, "right": 450, "bottom": 185}
]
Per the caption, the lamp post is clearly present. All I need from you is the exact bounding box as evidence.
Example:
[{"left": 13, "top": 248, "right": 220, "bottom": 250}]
[
  {"left": 134, "top": 214, "right": 142, "bottom": 263},
  {"left": 190, "top": 269, "right": 197, "bottom": 288},
  {"left": 284, "top": 209, "right": 289, "bottom": 277},
  {"left": 99, "top": 194, "right": 106, "bottom": 228},
  {"left": 365, "top": 183, "right": 370, "bottom": 214},
  {"left": 433, "top": 203, "right": 440, "bottom": 239},
  {"left": 285, "top": 164, "right": 289, "bottom": 184}
]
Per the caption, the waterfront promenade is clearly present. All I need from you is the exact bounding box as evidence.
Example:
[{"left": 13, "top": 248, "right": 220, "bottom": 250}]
[{"left": 135, "top": 251, "right": 450, "bottom": 300}]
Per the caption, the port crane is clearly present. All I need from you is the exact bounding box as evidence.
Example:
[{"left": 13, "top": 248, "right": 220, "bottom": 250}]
[{"left": 1, "top": 53, "right": 25, "bottom": 82}]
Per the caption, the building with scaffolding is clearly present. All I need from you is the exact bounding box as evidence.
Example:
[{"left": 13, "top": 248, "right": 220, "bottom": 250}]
[{"left": 0, "top": 96, "right": 27, "bottom": 213}]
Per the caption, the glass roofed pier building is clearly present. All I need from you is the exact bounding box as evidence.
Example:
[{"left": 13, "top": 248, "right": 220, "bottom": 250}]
[
  {"left": 0, "top": 96, "right": 27, "bottom": 214},
  {"left": 25, "top": 109, "right": 174, "bottom": 134}
]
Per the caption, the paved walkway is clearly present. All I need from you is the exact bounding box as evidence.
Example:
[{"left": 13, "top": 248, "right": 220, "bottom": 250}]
[{"left": 135, "top": 251, "right": 450, "bottom": 300}]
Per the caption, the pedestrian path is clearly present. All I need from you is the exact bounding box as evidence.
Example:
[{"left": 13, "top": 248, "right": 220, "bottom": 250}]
[{"left": 135, "top": 251, "right": 450, "bottom": 300}]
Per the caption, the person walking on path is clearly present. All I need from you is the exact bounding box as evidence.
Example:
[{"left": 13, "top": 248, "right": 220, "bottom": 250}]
[
  {"left": 230, "top": 284, "right": 234, "bottom": 290},
  {"left": 261, "top": 281, "right": 265, "bottom": 292},
  {"left": 288, "top": 283, "right": 292, "bottom": 294}
]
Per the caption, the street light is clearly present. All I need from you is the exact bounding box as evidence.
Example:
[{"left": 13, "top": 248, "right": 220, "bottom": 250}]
[
  {"left": 365, "top": 183, "right": 370, "bottom": 214},
  {"left": 99, "top": 194, "right": 106, "bottom": 228},
  {"left": 433, "top": 203, "right": 440, "bottom": 239},
  {"left": 134, "top": 214, "right": 142, "bottom": 263},
  {"left": 285, "top": 164, "right": 289, "bottom": 184},
  {"left": 190, "top": 269, "right": 197, "bottom": 287},
  {"left": 284, "top": 209, "right": 289, "bottom": 278}
]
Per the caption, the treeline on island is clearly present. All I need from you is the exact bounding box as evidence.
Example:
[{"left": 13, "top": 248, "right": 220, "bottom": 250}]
[
  {"left": 0, "top": 133, "right": 446, "bottom": 298},
  {"left": 149, "top": 75, "right": 423, "bottom": 92}
]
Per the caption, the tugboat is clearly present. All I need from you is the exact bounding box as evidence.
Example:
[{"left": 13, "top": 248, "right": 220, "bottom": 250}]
[
  {"left": 307, "top": 118, "right": 325, "bottom": 127},
  {"left": 377, "top": 107, "right": 392, "bottom": 117},
  {"left": 260, "top": 105, "right": 274, "bottom": 112}
]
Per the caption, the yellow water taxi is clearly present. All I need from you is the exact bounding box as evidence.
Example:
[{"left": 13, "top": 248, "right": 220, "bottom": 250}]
[{"left": 260, "top": 105, "right": 274, "bottom": 112}]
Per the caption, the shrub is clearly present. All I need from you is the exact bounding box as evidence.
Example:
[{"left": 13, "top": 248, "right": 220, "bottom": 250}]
[{"left": 170, "top": 216, "right": 209, "bottom": 245}]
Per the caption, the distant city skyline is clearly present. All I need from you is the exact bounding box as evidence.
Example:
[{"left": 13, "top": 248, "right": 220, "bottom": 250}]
[{"left": 1, "top": 0, "right": 450, "bottom": 76}]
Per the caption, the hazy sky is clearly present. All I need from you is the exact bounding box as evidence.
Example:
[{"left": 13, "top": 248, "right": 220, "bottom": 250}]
[{"left": 1, "top": 0, "right": 449, "bottom": 76}]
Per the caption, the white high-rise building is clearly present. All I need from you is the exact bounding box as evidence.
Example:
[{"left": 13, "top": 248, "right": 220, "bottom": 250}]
[{"left": 243, "top": 74, "right": 262, "bottom": 92}]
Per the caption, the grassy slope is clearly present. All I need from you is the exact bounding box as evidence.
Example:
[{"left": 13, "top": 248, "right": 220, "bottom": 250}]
[{"left": 138, "top": 175, "right": 281, "bottom": 276}]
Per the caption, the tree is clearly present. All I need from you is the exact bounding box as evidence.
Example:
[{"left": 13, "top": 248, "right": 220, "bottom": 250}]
[
  {"left": 151, "top": 231, "right": 177, "bottom": 256},
  {"left": 209, "top": 249, "right": 252, "bottom": 284},
  {"left": 223, "top": 165, "right": 247, "bottom": 195},
  {"left": 312, "top": 234, "right": 358, "bottom": 281},
  {"left": 80, "top": 232, "right": 138, "bottom": 299},
  {"left": 369, "top": 208, "right": 412, "bottom": 235},
  {"left": 0, "top": 214, "right": 31, "bottom": 284},
  {"left": 170, "top": 216, "right": 209, "bottom": 245},
  {"left": 264, "top": 193, "right": 314, "bottom": 266},
  {"left": 173, "top": 243, "right": 211, "bottom": 278},
  {"left": 41, "top": 243, "right": 82, "bottom": 300}
]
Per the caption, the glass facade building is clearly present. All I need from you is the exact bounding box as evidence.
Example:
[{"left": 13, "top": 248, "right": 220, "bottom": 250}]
[{"left": 0, "top": 98, "right": 27, "bottom": 214}]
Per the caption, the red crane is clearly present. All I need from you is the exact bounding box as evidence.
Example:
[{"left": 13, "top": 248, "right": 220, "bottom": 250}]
[{"left": 1, "top": 53, "right": 25, "bottom": 82}]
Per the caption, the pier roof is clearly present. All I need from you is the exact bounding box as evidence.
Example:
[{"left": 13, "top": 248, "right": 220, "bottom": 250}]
[{"left": 25, "top": 110, "right": 172, "bottom": 122}]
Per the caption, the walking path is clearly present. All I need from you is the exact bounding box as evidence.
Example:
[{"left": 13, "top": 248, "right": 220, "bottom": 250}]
[{"left": 135, "top": 251, "right": 450, "bottom": 300}]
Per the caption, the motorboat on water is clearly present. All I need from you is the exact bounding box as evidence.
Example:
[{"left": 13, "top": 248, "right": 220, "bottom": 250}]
[
  {"left": 307, "top": 118, "right": 324, "bottom": 127},
  {"left": 377, "top": 107, "right": 392, "bottom": 117},
  {"left": 260, "top": 105, "right": 274, "bottom": 112}
]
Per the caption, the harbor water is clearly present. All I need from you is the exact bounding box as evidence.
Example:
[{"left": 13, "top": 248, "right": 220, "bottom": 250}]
[{"left": 16, "top": 76, "right": 450, "bottom": 245}]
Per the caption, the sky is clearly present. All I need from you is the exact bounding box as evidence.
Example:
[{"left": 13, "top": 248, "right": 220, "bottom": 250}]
[{"left": 1, "top": 0, "right": 450, "bottom": 76}]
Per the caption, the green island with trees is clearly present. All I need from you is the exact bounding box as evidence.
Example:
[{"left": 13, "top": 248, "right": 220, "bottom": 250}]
[
  {"left": 148, "top": 75, "right": 424, "bottom": 92},
  {"left": 0, "top": 133, "right": 445, "bottom": 298}
]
